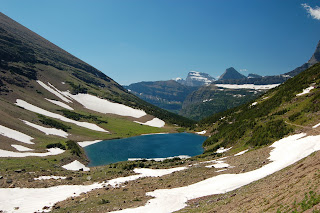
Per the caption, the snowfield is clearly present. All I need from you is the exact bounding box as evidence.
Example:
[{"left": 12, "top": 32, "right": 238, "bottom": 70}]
[
  {"left": 37, "top": 81, "right": 165, "bottom": 126},
  {"left": 15, "top": 99, "right": 108, "bottom": 132},
  {"left": 0, "top": 167, "right": 186, "bottom": 212},
  {"left": 0, "top": 124, "right": 34, "bottom": 144},
  {"left": 22, "top": 120, "right": 69, "bottom": 138},
  {"left": 62, "top": 160, "right": 90, "bottom": 171},
  {"left": 67, "top": 93, "right": 147, "bottom": 118},
  {"left": 0, "top": 148, "right": 64, "bottom": 158},
  {"left": 134, "top": 118, "right": 165, "bottom": 128},
  {"left": 2, "top": 133, "right": 320, "bottom": 212},
  {"left": 215, "top": 84, "right": 280, "bottom": 90}
]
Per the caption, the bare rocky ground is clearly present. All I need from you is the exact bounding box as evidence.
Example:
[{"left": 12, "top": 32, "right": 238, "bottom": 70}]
[
  {"left": 51, "top": 145, "right": 272, "bottom": 212},
  {"left": 179, "top": 150, "right": 320, "bottom": 213}
]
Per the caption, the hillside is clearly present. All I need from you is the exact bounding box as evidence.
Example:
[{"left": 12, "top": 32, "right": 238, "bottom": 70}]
[
  {"left": 124, "top": 80, "right": 198, "bottom": 113},
  {"left": 199, "top": 62, "right": 320, "bottom": 153},
  {"left": 0, "top": 11, "right": 195, "bottom": 188},
  {"left": 179, "top": 84, "right": 264, "bottom": 120}
]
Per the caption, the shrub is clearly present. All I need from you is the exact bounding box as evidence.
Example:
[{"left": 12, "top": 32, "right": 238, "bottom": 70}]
[
  {"left": 46, "top": 143, "right": 66, "bottom": 150},
  {"left": 38, "top": 114, "right": 71, "bottom": 132}
]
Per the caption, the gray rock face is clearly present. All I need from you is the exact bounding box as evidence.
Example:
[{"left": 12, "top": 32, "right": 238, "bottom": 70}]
[
  {"left": 308, "top": 40, "right": 320, "bottom": 66},
  {"left": 218, "top": 67, "right": 246, "bottom": 80},
  {"left": 180, "top": 71, "right": 215, "bottom": 87}
]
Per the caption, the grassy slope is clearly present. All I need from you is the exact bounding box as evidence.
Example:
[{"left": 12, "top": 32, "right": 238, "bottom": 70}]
[
  {"left": 198, "top": 63, "right": 320, "bottom": 153},
  {"left": 180, "top": 84, "right": 263, "bottom": 120}
]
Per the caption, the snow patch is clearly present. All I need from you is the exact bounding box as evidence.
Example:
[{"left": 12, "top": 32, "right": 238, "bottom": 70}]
[
  {"left": 34, "top": 176, "right": 67, "bottom": 181},
  {"left": 215, "top": 84, "right": 279, "bottom": 90},
  {"left": 37, "top": 81, "right": 72, "bottom": 103},
  {"left": 22, "top": 120, "right": 69, "bottom": 138},
  {"left": 45, "top": 98, "right": 74, "bottom": 110},
  {"left": 296, "top": 86, "right": 315, "bottom": 96},
  {"left": 128, "top": 155, "right": 190, "bottom": 162},
  {"left": 0, "top": 124, "right": 34, "bottom": 144},
  {"left": 234, "top": 149, "right": 249, "bottom": 156},
  {"left": 11, "top": 145, "right": 34, "bottom": 152},
  {"left": 16, "top": 99, "right": 108, "bottom": 132},
  {"left": 313, "top": 122, "right": 320, "bottom": 129},
  {"left": 77, "top": 140, "right": 103, "bottom": 148},
  {"left": 250, "top": 102, "right": 258, "bottom": 107},
  {"left": 0, "top": 148, "right": 64, "bottom": 158},
  {"left": 195, "top": 130, "right": 206, "bottom": 135},
  {"left": 216, "top": 147, "right": 232, "bottom": 153},
  {"left": 66, "top": 93, "right": 147, "bottom": 118},
  {"left": 62, "top": 160, "right": 90, "bottom": 171},
  {"left": 134, "top": 118, "right": 165, "bottom": 128}
]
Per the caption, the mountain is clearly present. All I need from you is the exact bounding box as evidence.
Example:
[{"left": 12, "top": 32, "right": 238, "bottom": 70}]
[
  {"left": 181, "top": 71, "right": 215, "bottom": 87},
  {"left": 124, "top": 80, "right": 198, "bottom": 113},
  {"left": 0, "top": 11, "right": 197, "bottom": 176},
  {"left": 286, "top": 40, "right": 320, "bottom": 77},
  {"left": 218, "top": 67, "right": 246, "bottom": 80}
]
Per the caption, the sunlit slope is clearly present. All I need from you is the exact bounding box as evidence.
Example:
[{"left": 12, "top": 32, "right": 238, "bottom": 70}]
[{"left": 199, "top": 63, "right": 320, "bottom": 152}]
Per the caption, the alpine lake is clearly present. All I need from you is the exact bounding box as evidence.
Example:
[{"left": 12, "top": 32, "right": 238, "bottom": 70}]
[{"left": 84, "top": 133, "right": 207, "bottom": 166}]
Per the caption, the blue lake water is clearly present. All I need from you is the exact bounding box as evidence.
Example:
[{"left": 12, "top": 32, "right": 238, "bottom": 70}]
[{"left": 85, "top": 133, "right": 207, "bottom": 166}]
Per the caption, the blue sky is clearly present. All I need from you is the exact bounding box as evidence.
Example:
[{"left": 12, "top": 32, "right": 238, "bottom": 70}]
[{"left": 1, "top": 0, "right": 320, "bottom": 85}]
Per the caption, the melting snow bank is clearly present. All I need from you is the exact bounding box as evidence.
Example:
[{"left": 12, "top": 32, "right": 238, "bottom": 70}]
[
  {"left": 45, "top": 98, "right": 74, "bottom": 110},
  {"left": 68, "top": 93, "right": 147, "bottom": 118},
  {"left": 0, "top": 148, "right": 64, "bottom": 158},
  {"left": 216, "top": 147, "right": 232, "bottom": 153},
  {"left": 134, "top": 118, "right": 165, "bottom": 128},
  {"left": 296, "top": 86, "right": 315, "bottom": 96},
  {"left": 313, "top": 122, "right": 320, "bottom": 129},
  {"left": 11, "top": 145, "right": 34, "bottom": 152},
  {"left": 77, "top": 140, "right": 102, "bottom": 148},
  {"left": 15, "top": 99, "right": 108, "bottom": 133},
  {"left": 22, "top": 120, "right": 69, "bottom": 138},
  {"left": 62, "top": 160, "right": 90, "bottom": 171},
  {"left": 0, "top": 124, "right": 34, "bottom": 144},
  {"left": 111, "top": 133, "right": 320, "bottom": 213},
  {"left": 234, "top": 149, "right": 249, "bottom": 156},
  {"left": 215, "top": 84, "right": 280, "bottom": 90},
  {"left": 34, "top": 176, "right": 67, "bottom": 181},
  {"left": 0, "top": 167, "right": 186, "bottom": 212},
  {"left": 195, "top": 130, "right": 206, "bottom": 135},
  {"left": 37, "top": 80, "right": 72, "bottom": 103},
  {"left": 128, "top": 155, "right": 190, "bottom": 162}
]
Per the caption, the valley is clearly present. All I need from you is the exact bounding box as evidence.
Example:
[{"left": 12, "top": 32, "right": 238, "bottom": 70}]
[{"left": 0, "top": 5, "right": 320, "bottom": 213}]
